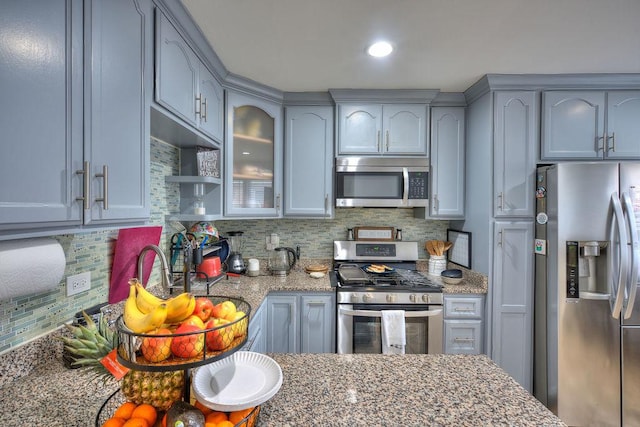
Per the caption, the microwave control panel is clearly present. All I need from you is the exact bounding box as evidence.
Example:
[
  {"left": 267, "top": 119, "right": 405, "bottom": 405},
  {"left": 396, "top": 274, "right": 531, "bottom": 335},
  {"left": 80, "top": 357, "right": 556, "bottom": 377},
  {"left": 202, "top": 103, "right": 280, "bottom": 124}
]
[{"left": 408, "top": 172, "right": 428, "bottom": 199}]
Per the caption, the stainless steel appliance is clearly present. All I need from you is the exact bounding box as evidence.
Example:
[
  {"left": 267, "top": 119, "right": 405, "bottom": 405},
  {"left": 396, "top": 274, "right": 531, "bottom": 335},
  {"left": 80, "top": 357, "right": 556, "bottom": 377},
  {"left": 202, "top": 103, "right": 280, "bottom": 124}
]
[
  {"left": 332, "top": 240, "right": 443, "bottom": 354},
  {"left": 534, "top": 163, "right": 640, "bottom": 427},
  {"left": 226, "top": 231, "right": 246, "bottom": 274},
  {"left": 268, "top": 246, "right": 297, "bottom": 276},
  {"left": 335, "top": 157, "right": 428, "bottom": 208}
]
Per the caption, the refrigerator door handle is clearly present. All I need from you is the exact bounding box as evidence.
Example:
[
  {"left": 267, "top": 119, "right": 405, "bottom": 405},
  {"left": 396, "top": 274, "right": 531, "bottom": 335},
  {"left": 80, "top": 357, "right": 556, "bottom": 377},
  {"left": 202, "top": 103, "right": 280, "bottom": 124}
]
[
  {"left": 609, "top": 192, "right": 628, "bottom": 319},
  {"left": 621, "top": 192, "right": 639, "bottom": 319}
]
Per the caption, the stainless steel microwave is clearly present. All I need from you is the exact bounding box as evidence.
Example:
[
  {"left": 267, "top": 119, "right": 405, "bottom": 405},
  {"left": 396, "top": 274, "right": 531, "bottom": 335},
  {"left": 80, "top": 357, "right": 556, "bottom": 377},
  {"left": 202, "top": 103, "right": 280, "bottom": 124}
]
[{"left": 335, "top": 157, "right": 429, "bottom": 208}]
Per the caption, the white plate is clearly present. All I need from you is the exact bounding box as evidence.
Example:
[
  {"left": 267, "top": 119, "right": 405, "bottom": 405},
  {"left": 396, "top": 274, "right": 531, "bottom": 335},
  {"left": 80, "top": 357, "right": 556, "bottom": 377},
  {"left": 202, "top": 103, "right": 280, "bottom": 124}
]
[{"left": 193, "top": 351, "right": 283, "bottom": 411}]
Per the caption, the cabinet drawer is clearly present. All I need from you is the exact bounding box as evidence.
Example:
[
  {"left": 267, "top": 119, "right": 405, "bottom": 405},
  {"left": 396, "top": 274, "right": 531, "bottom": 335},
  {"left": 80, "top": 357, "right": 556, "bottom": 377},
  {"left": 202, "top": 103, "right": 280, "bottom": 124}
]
[
  {"left": 444, "top": 319, "right": 482, "bottom": 354},
  {"left": 444, "top": 296, "right": 484, "bottom": 319}
]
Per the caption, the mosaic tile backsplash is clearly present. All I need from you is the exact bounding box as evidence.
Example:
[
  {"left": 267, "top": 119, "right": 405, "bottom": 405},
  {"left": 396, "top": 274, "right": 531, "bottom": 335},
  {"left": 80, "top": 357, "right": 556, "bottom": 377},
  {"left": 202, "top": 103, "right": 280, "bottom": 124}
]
[{"left": 0, "top": 139, "right": 449, "bottom": 354}]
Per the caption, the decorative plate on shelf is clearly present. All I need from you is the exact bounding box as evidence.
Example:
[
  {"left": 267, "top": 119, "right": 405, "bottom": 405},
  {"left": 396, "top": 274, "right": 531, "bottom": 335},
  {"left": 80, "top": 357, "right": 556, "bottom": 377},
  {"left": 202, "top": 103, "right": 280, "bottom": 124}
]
[{"left": 193, "top": 351, "right": 283, "bottom": 412}]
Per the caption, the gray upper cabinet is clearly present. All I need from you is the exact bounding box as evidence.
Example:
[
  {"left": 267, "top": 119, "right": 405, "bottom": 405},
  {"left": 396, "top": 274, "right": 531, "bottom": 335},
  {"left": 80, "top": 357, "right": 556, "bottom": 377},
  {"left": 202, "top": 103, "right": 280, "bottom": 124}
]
[
  {"left": 84, "top": 0, "right": 152, "bottom": 224},
  {"left": 542, "top": 90, "right": 640, "bottom": 160},
  {"left": 284, "top": 106, "right": 334, "bottom": 218},
  {"left": 155, "top": 12, "right": 223, "bottom": 143},
  {"left": 225, "top": 90, "right": 283, "bottom": 218},
  {"left": 428, "top": 107, "right": 465, "bottom": 219},
  {"left": 0, "top": 0, "right": 84, "bottom": 231},
  {"left": 494, "top": 91, "right": 538, "bottom": 218},
  {"left": 336, "top": 104, "right": 428, "bottom": 155},
  {"left": 0, "top": 0, "right": 151, "bottom": 234}
]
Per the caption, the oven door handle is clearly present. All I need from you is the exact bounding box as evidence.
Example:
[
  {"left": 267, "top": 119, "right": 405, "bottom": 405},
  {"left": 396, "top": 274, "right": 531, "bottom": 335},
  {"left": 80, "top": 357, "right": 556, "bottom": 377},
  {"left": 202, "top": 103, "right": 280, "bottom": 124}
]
[{"left": 338, "top": 307, "right": 443, "bottom": 318}]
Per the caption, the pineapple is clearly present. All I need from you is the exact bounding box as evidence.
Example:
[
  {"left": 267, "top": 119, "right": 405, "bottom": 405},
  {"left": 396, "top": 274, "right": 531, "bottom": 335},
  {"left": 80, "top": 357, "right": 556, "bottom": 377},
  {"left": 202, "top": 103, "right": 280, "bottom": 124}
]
[{"left": 60, "top": 311, "right": 185, "bottom": 411}]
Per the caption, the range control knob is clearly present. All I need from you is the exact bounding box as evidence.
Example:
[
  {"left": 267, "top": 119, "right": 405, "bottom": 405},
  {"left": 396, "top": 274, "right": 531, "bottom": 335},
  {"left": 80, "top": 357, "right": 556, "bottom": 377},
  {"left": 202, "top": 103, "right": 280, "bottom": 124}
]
[
  {"left": 386, "top": 294, "right": 397, "bottom": 303},
  {"left": 409, "top": 294, "right": 417, "bottom": 303},
  {"left": 351, "top": 294, "right": 360, "bottom": 303},
  {"left": 363, "top": 293, "right": 374, "bottom": 303},
  {"left": 422, "top": 294, "right": 430, "bottom": 303}
]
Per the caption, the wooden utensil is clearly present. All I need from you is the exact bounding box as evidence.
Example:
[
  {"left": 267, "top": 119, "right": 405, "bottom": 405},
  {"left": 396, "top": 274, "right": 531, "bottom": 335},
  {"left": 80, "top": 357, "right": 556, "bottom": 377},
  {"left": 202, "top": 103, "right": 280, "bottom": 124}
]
[
  {"left": 425, "top": 240, "right": 435, "bottom": 255},
  {"left": 437, "top": 240, "right": 445, "bottom": 256},
  {"left": 443, "top": 241, "right": 453, "bottom": 253}
]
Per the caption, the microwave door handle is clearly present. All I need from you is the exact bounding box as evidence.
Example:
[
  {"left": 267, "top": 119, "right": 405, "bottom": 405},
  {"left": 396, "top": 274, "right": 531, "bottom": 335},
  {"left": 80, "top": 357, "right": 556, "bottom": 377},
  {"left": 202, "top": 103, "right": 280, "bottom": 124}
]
[
  {"left": 339, "top": 307, "right": 443, "bottom": 318},
  {"left": 402, "top": 167, "right": 409, "bottom": 205}
]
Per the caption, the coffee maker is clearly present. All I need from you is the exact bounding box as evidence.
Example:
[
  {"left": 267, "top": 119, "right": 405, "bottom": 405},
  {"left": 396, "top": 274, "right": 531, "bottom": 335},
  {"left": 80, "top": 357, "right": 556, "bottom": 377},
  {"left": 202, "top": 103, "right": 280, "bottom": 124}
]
[{"left": 226, "top": 231, "right": 246, "bottom": 274}]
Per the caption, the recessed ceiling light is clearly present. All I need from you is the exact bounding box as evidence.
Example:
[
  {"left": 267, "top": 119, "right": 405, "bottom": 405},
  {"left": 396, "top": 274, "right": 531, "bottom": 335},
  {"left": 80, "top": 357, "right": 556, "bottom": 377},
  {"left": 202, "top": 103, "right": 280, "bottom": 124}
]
[{"left": 367, "top": 41, "right": 393, "bottom": 58}]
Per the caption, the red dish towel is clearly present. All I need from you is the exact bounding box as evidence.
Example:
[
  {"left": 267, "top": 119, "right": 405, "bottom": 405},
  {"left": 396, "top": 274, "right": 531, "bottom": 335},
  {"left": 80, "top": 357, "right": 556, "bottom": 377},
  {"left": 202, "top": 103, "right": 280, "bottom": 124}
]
[{"left": 109, "top": 226, "right": 162, "bottom": 303}]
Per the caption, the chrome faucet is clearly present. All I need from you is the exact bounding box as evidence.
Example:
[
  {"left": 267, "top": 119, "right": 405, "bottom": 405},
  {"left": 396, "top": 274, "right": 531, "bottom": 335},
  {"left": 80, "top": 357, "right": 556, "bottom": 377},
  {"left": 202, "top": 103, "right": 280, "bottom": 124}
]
[{"left": 137, "top": 244, "right": 172, "bottom": 292}]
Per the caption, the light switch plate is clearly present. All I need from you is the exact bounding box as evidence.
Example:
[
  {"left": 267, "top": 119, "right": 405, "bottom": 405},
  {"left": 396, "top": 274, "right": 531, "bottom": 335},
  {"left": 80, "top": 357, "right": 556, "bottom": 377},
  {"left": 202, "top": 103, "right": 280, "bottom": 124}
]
[{"left": 66, "top": 272, "right": 91, "bottom": 296}]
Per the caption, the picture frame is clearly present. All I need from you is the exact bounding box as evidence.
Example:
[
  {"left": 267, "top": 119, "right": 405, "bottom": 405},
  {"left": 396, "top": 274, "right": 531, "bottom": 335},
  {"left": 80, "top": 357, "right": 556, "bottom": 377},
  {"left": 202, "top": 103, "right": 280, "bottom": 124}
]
[{"left": 446, "top": 229, "right": 472, "bottom": 269}]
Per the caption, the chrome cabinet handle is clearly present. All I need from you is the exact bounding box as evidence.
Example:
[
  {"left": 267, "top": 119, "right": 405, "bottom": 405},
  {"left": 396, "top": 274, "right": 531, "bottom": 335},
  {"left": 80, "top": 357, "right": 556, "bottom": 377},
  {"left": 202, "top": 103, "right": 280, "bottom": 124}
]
[
  {"left": 453, "top": 337, "right": 475, "bottom": 343},
  {"left": 377, "top": 130, "right": 381, "bottom": 152},
  {"left": 202, "top": 98, "right": 208, "bottom": 122},
  {"left": 324, "top": 194, "right": 329, "bottom": 217},
  {"left": 276, "top": 193, "right": 281, "bottom": 214},
  {"left": 453, "top": 307, "right": 475, "bottom": 313},
  {"left": 497, "top": 231, "right": 503, "bottom": 246},
  {"left": 195, "top": 94, "right": 202, "bottom": 117},
  {"left": 497, "top": 192, "right": 504, "bottom": 211},
  {"left": 608, "top": 132, "right": 616, "bottom": 152},
  {"left": 95, "top": 165, "right": 108, "bottom": 210},
  {"left": 597, "top": 132, "right": 605, "bottom": 152},
  {"left": 433, "top": 195, "right": 439, "bottom": 212},
  {"left": 76, "top": 161, "right": 90, "bottom": 210},
  {"left": 386, "top": 130, "right": 390, "bottom": 151}
]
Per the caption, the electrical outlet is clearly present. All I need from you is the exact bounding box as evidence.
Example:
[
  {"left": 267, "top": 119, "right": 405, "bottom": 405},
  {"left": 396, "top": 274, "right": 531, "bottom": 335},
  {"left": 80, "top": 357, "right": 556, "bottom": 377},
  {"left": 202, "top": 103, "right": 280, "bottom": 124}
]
[{"left": 66, "top": 272, "right": 91, "bottom": 296}]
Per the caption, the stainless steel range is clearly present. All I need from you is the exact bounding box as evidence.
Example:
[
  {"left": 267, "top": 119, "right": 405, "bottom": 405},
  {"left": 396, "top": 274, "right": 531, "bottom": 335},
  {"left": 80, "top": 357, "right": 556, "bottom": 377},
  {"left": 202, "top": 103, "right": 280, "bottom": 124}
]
[{"left": 332, "top": 240, "right": 443, "bottom": 354}]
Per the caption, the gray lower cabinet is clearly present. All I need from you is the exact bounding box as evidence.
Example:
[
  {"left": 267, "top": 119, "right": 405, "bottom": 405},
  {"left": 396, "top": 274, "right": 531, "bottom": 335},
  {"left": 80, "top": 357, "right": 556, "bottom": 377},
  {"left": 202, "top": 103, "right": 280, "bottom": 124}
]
[
  {"left": 266, "top": 292, "right": 335, "bottom": 353},
  {"left": 283, "top": 105, "right": 334, "bottom": 218},
  {"left": 0, "top": 0, "right": 151, "bottom": 235},
  {"left": 492, "top": 220, "right": 534, "bottom": 392},
  {"left": 155, "top": 11, "right": 224, "bottom": 143},
  {"left": 244, "top": 301, "right": 267, "bottom": 353},
  {"left": 541, "top": 90, "right": 640, "bottom": 160},
  {"left": 443, "top": 295, "right": 484, "bottom": 354}
]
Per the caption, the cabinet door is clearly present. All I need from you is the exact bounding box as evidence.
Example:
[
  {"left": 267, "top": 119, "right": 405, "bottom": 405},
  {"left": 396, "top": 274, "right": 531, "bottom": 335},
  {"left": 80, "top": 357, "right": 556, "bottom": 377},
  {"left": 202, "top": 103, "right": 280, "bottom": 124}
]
[
  {"left": 383, "top": 104, "right": 428, "bottom": 155},
  {"left": 429, "top": 107, "right": 465, "bottom": 218},
  {"left": 284, "top": 106, "right": 334, "bottom": 218},
  {"left": 492, "top": 221, "right": 534, "bottom": 391},
  {"left": 155, "top": 12, "right": 198, "bottom": 127},
  {"left": 337, "top": 104, "right": 382, "bottom": 154},
  {"left": 300, "top": 294, "right": 335, "bottom": 353},
  {"left": 444, "top": 320, "right": 482, "bottom": 354},
  {"left": 606, "top": 91, "right": 640, "bottom": 159},
  {"left": 266, "top": 295, "right": 298, "bottom": 353},
  {"left": 0, "top": 0, "right": 84, "bottom": 230},
  {"left": 246, "top": 303, "right": 266, "bottom": 353},
  {"left": 225, "top": 91, "right": 283, "bottom": 217},
  {"left": 198, "top": 66, "right": 224, "bottom": 143},
  {"left": 85, "top": 0, "right": 151, "bottom": 223},
  {"left": 541, "top": 91, "right": 605, "bottom": 160},
  {"left": 494, "top": 91, "right": 537, "bottom": 218}
]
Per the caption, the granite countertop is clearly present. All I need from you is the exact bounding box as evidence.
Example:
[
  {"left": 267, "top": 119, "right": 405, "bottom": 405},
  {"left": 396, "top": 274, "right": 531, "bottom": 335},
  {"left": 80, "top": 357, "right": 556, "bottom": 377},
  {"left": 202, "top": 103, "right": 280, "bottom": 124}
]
[
  {"left": 0, "top": 261, "right": 494, "bottom": 426},
  {"left": 0, "top": 352, "right": 565, "bottom": 426}
]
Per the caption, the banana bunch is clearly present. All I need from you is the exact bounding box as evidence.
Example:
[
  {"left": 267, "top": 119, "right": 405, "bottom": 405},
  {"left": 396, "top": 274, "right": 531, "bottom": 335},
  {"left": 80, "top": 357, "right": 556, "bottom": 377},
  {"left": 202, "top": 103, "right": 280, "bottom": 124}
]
[
  {"left": 126, "top": 279, "right": 196, "bottom": 328},
  {"left": 123, "top": 284, "right": 168, "bottom": 333}
]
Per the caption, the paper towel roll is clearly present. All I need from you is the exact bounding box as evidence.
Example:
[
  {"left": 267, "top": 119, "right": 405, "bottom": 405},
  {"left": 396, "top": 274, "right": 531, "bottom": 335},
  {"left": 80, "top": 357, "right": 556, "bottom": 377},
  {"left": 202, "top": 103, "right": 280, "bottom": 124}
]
[{"left": 0, "top": 238, "right": 66, "bottom": 301}]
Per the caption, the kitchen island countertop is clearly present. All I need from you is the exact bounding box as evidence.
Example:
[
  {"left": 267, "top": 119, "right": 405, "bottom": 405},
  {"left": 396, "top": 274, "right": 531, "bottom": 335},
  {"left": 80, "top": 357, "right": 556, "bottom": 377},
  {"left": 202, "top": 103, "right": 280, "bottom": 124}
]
[{"left": 0, "top": 352, "right": 565, "bottom": 426}]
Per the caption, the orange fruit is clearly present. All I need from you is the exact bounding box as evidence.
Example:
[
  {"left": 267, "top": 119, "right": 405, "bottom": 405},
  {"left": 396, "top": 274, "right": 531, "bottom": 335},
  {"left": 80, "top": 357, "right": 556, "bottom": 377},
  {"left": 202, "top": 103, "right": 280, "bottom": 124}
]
[
  {"left": 161, "top": 413, "right": 167, "bottom": 427},
  {"left": 113, "top": 402, "right": 137, "bottom": 420},
  {"left": 131, "top": 403, "right": 157, "bottom": 426},
  {"left": 206, "top": 411, "right": 228, "bottom": 424},
  {"left": 205, "top": 423, "right": 217, "bottom": 427},
  {"left": 122, "top": 418, "right": 149, "bottom": 427},
  {"left": 229, "top": 407, "right": 254, "bottom": 424},
  {"left": 102, "top": 418, "right": 126, "bottom": 427},
  {"left": 194, "top": 400, "right": 213, "bottom": 415},
  {"left": 216, "top": 421, "right": 235, "bottom": 427}
]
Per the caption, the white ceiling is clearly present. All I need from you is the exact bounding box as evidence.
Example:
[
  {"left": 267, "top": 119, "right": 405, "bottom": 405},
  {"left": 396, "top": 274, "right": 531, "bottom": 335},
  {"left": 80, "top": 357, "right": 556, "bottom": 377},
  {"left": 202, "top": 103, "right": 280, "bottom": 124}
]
[{"left": 181, "top": 0, "right": 640, "bottom": 93}]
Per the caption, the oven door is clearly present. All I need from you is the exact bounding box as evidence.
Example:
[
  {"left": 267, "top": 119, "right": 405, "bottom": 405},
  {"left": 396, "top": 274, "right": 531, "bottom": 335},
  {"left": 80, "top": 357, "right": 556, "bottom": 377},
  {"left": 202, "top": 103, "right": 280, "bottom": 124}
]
[{"left": 337, "top": 303, "right": 443, "bottom": 354}]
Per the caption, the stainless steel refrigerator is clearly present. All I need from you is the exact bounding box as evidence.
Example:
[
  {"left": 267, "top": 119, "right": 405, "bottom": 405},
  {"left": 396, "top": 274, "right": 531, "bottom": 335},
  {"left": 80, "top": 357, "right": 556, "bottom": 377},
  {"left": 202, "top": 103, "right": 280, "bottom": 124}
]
[{"left": 534, "top": 162, "right": 640, "bottom": 427}]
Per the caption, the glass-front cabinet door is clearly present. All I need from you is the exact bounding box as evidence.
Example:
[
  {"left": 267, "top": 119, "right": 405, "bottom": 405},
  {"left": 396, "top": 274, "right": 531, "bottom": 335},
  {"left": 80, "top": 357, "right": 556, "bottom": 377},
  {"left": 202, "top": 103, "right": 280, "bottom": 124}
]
[{"left": 225, "top": 91, "right": 282, "bottom": 217}]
